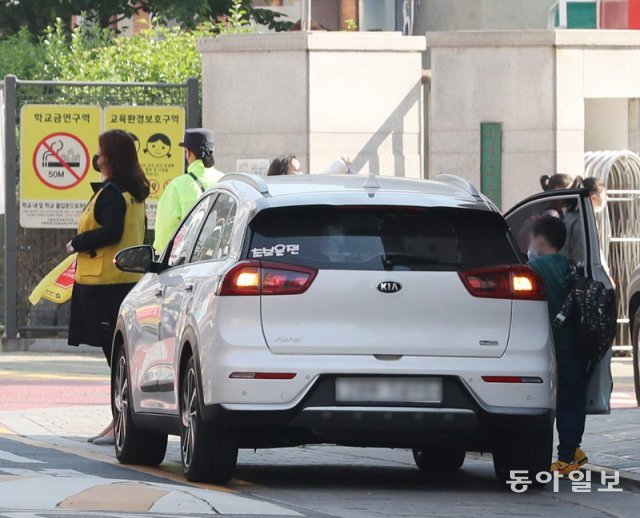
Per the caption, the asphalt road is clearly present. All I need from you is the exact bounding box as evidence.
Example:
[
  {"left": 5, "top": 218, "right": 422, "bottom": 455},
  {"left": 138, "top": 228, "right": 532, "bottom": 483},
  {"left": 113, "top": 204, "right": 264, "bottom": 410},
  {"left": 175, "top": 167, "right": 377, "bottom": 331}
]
[
  {"left": 0, "top": 352, "right": 638, "bottom": 517},
  {"left": 2, "top": 434, "right": 640, "bottom": 517}
]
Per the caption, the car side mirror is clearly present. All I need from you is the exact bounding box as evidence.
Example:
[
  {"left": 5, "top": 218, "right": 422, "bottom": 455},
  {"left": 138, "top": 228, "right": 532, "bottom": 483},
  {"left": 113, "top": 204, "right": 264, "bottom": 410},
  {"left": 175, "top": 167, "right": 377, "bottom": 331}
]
[{"left": 114, "top": 245, "right": 158, "bottom": 274}]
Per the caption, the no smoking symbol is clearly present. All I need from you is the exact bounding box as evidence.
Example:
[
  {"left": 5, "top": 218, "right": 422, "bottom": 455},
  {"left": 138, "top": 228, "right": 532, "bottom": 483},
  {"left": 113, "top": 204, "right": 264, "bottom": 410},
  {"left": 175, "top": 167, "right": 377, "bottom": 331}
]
[{"left": 33, "top": 132, "right": 90, "bottom": 190}]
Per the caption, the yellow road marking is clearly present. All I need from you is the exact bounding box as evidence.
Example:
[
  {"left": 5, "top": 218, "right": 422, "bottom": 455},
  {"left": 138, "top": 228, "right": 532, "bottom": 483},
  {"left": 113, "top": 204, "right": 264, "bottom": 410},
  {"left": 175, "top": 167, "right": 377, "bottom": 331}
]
[
  {"left": 0, "top": 425, "right": 16, "bottom": 435},
  {"left": 0, "top": 424, "right": 240, "bottom": 493},
  {"left": 0, "top": 475, "right": 26, "bottom": 482},
  {"left": 57, "top": 482, "right": 168, "bottom": 512},
  {"left": 0, "top": 371, "right": 109, "bottom": 382}
]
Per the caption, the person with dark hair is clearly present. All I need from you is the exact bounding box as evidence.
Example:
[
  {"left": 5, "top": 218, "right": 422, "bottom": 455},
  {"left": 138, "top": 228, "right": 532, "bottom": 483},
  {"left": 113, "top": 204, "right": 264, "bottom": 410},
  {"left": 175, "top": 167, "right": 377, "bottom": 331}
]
[
  {"left": 267, "top": 154, "right": 302, "bottom": 176},
  {"left": 531, "top": 215, "right": 567, "bottom": 252},
  {"left": 540, "top": 173, "right": 582, "bottom": 217},
  {"left": 561, "top": 176, "right": 608, "bottom": 264},
  {"left": 517, "top": 174, "right": 577, "bottom": 252},
  {"left": 66, "top": 129, "right": 150, "bottom": 445},
  {"left": 528, "top": 215, "right": 588, "bottom": 476},
  {"left": 582, "top": 177, "right": 608, "bottom": 213},
  {"left": 153, "top": 128, "right": 223, "bottom": 251},
  {"left": 540, "top": 173, "right": 574, "bottom": 193}
]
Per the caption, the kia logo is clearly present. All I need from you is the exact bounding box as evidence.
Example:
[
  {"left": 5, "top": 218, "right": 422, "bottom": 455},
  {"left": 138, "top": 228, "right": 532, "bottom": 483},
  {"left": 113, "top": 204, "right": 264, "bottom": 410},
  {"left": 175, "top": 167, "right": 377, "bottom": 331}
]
[{"left": 376, "top": 281, "right": 402, "bottom": 294}]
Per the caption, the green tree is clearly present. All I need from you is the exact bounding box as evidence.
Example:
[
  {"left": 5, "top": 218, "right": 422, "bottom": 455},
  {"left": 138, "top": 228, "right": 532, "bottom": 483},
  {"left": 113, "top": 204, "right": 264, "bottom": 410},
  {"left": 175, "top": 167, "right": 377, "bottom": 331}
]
[
  {"left": 0, "top": 0, "right": 291, "bottom": 37},
  {"left": 37, "top": 20, "right": 207, "bottom": 83},
  {"left": 0, "top": 0, "right": 140, "bottom": 35},
  {"left": 149, "top": 0, "right": 292, "bottom": 31},
  {"left": 0, "top": 27, "right": 45, "bottom": 79},
  {"left": 1, "top": 0, "right": 280, "bottom": 82}
]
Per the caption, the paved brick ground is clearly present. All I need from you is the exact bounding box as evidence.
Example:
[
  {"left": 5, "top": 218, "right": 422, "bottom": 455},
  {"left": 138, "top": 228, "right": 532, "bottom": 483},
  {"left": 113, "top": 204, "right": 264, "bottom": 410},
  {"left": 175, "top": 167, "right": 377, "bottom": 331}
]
[{"left": 581, "top": 408, "right": 640, "bottom": 481}]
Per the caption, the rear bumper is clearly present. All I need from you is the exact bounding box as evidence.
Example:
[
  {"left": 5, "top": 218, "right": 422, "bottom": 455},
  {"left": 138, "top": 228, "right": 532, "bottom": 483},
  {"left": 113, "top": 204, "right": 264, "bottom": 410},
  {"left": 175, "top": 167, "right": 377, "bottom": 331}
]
[
  {"left": 202, "top": 345, "right": 555, "bottom": 410},
  {"left": 201, "top": 375, "right": 554, "bottom": 449}
]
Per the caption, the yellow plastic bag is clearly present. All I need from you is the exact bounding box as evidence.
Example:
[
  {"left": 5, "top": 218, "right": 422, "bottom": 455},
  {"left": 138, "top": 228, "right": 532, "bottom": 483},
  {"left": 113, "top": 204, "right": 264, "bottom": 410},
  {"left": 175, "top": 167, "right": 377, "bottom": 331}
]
[{"left": 29, "top": 253, "right": 77, "bottom": 305}]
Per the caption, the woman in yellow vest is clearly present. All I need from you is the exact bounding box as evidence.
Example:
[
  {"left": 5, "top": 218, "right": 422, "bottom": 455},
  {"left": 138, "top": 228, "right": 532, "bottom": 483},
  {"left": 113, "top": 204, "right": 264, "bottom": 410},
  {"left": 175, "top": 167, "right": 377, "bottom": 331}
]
[{"left": 66, "top": 130, "right": 150, "bottom": 445}]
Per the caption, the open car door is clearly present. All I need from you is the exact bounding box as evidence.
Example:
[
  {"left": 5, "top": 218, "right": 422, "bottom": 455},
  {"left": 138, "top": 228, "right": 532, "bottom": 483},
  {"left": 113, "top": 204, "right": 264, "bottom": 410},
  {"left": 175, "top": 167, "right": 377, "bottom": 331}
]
[{"left": 504, "top": 189, "right": 613, "bottom": 414}]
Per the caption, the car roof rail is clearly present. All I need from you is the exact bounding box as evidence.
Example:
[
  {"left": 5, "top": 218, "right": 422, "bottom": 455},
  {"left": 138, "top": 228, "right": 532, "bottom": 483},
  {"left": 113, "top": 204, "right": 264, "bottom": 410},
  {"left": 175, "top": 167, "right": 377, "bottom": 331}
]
[
  {"left": 436, "top": 174, "right": 483, "bottom": 201},
  {"left": 219, "top": 172, "right": 270, "bottom": 195}
]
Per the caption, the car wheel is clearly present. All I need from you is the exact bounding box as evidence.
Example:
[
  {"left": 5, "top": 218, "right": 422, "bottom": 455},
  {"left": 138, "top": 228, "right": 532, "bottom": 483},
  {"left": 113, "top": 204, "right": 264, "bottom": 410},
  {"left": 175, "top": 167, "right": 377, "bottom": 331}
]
[
  {"left": 180, "top": 356, "right": 238, "bottom": 484},
  {"left": 112, "top": 347, "right": 168, "bottom": 466},
  {"left": 412, "top": 444, "right": 466, "bottom": 473},
  {"left": 493, "top": 429, "right": 552, "bottom": 488},
  {"left": 632, "top": 310, "right": 640, "bottom": 406}
]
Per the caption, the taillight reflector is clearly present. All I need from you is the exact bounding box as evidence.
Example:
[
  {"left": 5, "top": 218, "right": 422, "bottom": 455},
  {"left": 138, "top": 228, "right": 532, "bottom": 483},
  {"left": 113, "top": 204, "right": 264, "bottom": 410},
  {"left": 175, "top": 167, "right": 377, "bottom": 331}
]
[
  {"left": 229, "top": 372, "right": 297, "bottom": 380},
  {"left": 482, "top": 376, "right": 543, "bottom": 384},
  {"left": 459, "top": 265, "right": 545, "bottom": 301},
  {"left": 219, "top": 260, "right": 317, "bottom": 296}
]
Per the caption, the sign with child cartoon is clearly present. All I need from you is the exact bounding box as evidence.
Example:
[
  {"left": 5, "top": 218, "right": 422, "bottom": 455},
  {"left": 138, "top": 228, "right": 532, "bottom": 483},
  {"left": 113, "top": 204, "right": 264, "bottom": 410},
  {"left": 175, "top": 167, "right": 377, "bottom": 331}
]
[
  {"left": 105, "top": 106, "right": 185, "bottom": 228},
  {"left": 20, "top": 105, "right": 101, "bottom": 228}
]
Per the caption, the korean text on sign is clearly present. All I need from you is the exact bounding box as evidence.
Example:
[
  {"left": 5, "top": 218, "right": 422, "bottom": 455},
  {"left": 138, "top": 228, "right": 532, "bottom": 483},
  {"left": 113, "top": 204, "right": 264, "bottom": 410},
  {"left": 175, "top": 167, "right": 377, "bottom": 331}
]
[
  {"left": 20, "top": 105, "right": 101, "bottom": 228},
  {"left": 104, "top": 106, "right": 185, "bottom": 229}
]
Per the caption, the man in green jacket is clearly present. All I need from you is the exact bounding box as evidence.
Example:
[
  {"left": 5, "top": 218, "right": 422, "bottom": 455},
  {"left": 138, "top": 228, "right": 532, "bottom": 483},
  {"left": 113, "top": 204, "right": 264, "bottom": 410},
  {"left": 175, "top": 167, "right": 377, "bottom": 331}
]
[{"left": 153, "top": 128, "right": 224, "bottom": 252}]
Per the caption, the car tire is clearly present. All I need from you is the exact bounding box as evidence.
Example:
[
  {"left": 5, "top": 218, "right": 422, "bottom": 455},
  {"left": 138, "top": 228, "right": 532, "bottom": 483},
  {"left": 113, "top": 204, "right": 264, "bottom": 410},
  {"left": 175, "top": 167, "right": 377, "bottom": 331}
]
[
  {"left": 180, "top": 356, "right": 238, "bottom": 484},
  {"left": 493, "top": 429, "right": 552, "bottom": 488},
  {"left": 112, "top": 347, "right": 168, "bottom": 466},
  {"left": 632, "top": 310, "right": 640, "bottom": 406},
  {"left": 412, "top": 444, "right": 466, "bottom": 473}
]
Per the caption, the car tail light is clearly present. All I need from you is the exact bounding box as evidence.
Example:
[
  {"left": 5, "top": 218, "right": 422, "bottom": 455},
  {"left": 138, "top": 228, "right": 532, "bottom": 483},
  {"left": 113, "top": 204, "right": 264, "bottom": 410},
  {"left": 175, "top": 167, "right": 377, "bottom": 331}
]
[
  {"left": 459, "top": 265, "right": 545, "bottom": 301},
  {"left": 219, "top": 262, "right": 261, "bottom": 296},
  {"left": 219, "top": 260, "right": 317, "bottom": 296},
  {"left": 482, "top": 376, "right": 543, "bottom": 384}
]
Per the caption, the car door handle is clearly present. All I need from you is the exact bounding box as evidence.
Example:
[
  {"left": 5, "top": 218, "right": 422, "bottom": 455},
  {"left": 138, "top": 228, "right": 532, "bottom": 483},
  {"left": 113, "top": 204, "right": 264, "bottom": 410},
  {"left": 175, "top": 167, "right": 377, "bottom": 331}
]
[
  {"left": 154, "top": 286, "right": 165, "bottom": 298},
  {"left": 184, "top": 283, "right": 194, "bottom": 293}
]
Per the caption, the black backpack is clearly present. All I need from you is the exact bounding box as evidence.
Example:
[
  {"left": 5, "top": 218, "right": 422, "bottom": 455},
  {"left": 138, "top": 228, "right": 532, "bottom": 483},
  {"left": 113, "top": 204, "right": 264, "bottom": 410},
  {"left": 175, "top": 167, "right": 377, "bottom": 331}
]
[{"left": 552, "top": 263, "right": 617, "bottom": 364}]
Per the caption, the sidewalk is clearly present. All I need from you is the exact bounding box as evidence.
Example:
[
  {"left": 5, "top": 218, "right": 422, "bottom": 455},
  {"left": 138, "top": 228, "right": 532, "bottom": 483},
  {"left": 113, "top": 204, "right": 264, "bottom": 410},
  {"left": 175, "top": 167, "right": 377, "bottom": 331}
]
[
  {"left": 582, "top": 408, "right": 640, "bottom": 485},
  {"left": 0, "top": 337, "right": 103, "bottom": 354}
]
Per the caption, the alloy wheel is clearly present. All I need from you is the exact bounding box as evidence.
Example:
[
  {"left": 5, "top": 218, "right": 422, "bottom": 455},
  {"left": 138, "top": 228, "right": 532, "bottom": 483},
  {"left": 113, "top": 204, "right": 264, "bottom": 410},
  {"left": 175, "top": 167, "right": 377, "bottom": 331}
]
[
  {"left": 113, "top": 354, "right": 128, "bottom": 452},
  {"left": 181, "top": 367, "right": 198, "bottom": 469}
]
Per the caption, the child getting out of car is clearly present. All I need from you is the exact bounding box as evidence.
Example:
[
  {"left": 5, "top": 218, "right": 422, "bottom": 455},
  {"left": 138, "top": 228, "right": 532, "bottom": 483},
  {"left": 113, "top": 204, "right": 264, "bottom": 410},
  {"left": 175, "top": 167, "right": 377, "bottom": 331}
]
[{"left": 527, "top": 215, "right": 589, "bottom": 475}]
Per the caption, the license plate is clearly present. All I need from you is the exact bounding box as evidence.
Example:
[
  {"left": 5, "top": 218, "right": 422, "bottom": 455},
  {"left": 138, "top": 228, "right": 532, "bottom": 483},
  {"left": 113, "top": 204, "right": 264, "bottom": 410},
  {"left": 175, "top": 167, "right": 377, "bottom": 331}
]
[{"left": 335, "top": 377, "right": 443, "bottom": 404}]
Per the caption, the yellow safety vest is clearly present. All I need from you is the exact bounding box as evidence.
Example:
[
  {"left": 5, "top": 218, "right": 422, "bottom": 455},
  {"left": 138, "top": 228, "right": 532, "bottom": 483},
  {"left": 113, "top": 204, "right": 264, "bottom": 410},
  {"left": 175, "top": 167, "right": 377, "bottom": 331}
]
[
  {"left": 75, "top": 187, "right": 146, "bottom": 285},
  {"left": 153, "top": 159, "right": 224, "bottom": 252}
]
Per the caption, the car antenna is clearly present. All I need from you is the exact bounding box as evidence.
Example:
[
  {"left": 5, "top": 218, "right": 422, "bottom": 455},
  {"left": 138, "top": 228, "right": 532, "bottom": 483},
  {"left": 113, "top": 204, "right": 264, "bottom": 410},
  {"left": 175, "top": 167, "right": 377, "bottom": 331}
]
[{"left": 363, "top": 171, "right": 380, "bottom": 190}]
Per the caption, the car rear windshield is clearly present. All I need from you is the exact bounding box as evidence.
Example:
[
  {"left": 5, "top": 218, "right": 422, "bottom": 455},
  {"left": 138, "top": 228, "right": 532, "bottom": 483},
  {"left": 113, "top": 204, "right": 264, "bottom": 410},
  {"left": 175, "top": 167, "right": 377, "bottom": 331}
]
[{"left": 247, "top": 205, "right": 519, "bottom": 271}]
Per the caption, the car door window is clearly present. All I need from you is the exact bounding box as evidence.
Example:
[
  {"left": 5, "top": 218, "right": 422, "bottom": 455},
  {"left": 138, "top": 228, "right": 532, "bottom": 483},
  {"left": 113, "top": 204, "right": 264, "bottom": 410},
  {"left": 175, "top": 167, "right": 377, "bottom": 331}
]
[
  {"left": 505, "top": 194, "right": 587, "bottom": 266},
  {"left": 166, "top": 195, "right": 215, "bottom": 267},
  {"left": 507, "top": 190, "right": 613, "bottom": 415},
  {"left": 190, "top": 193, "right": 237, "bottom": 263}
]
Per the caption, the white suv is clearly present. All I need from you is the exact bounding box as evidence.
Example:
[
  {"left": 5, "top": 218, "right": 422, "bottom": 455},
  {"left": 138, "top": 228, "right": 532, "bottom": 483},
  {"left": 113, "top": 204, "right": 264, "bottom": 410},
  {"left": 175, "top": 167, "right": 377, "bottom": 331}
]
[{"left": 112, "top": 173, "right": 612, "bottom": 485}]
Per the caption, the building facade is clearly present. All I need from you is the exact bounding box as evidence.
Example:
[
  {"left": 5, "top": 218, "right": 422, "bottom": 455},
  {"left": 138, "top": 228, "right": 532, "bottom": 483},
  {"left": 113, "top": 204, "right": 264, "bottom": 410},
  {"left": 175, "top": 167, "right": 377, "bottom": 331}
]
[
  {"left": 255, "top": 0, "right": 416, "bottom": 33},
  {"left": 428, "top": 30, "right": 640, "bottom": 209}
]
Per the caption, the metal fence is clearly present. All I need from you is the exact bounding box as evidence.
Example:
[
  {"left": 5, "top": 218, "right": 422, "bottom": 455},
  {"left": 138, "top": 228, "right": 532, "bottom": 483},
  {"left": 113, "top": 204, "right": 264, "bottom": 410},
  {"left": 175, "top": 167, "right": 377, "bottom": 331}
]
[
  {"left": 585, "top": 150, "right": 640, "bottom": 352},
  {"left": 2, "top": 75, "right": 199, "bottom": 340}
]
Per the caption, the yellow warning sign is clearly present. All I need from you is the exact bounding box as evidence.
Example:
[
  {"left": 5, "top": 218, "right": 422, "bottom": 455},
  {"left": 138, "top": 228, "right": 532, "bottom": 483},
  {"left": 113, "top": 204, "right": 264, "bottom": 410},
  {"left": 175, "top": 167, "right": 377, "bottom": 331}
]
[
  {"left": 20, "top": 105, "right": 102, "bottom": 228},
  {"left": 104, "top": 106, "right": 185, "bottom": 227}
]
